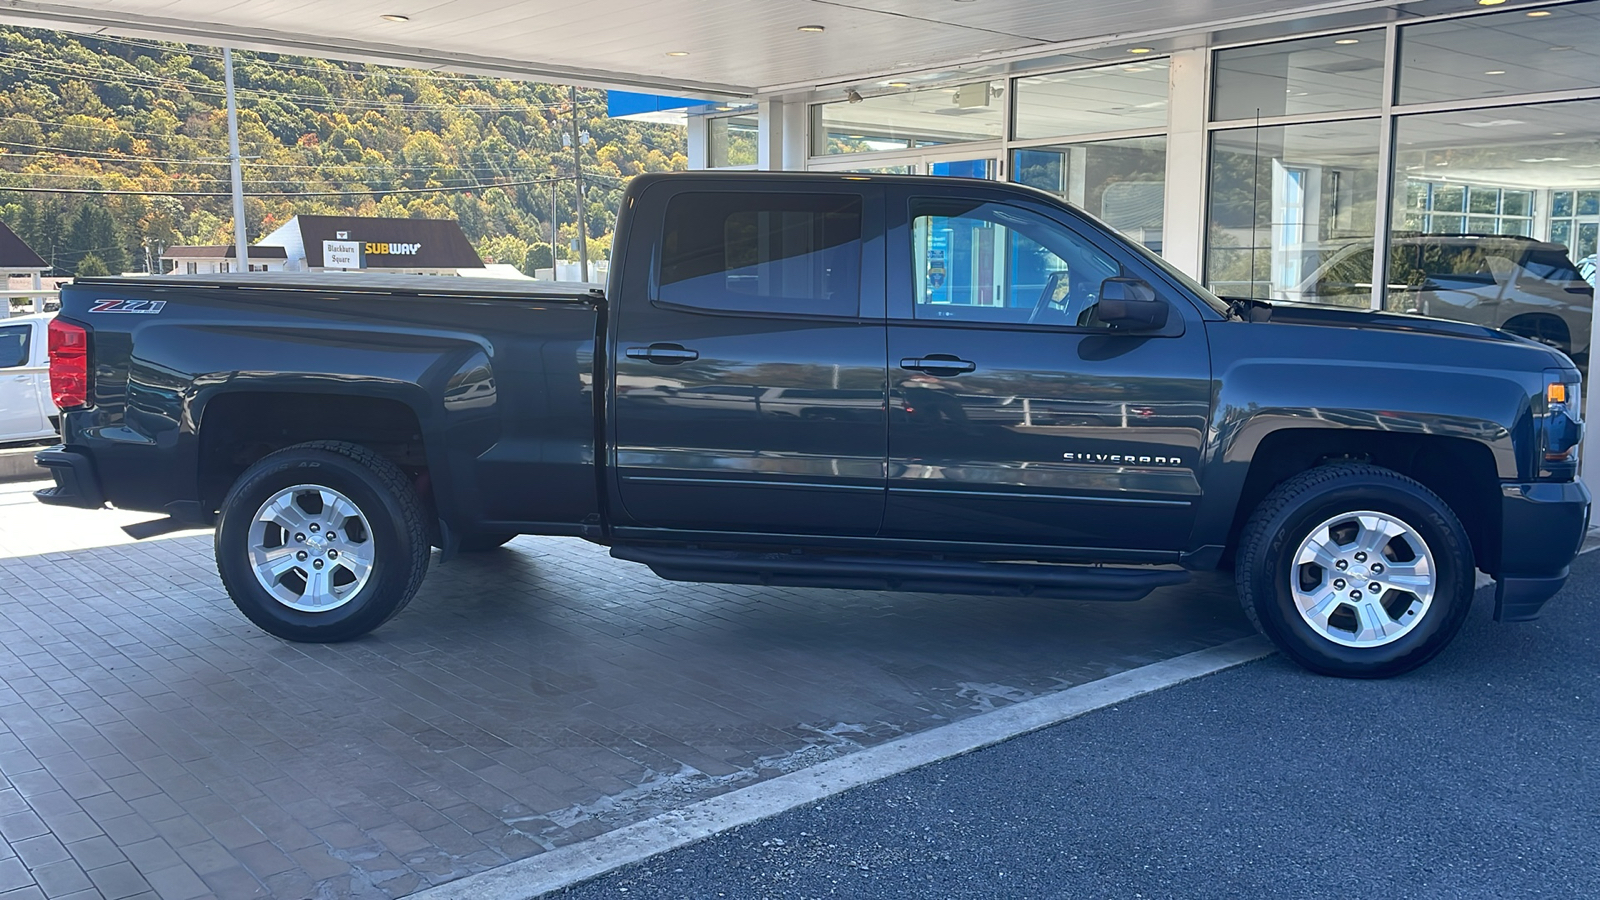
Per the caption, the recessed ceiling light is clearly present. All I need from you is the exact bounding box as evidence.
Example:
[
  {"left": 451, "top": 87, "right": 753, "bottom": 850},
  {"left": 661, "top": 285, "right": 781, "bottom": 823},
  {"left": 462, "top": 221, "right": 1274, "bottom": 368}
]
[
  {"left": 887, "top": 82, "right": 911, "bottom": 88},
  {"left": 1549, "top": 45, "right": 1574, "bottom": 51},
  {"left": 1334, "top": 38, "right": 1360, "bottom": 44},
  {"left": 1128, "top": 47, "right": 1153, "bottom": 54},
  {"left": 1477, "top": 0, "right": 1505, "bottom": 6},
  {"left": 1484, "top": 69, "right": 1506, "bottom": 74},
  {"left": 380, "top": 14, "right": 410, "bottom": 22},
  {"left": 1526, "top": 9, "right": 1552, "bottom": 15},
  {"left": 1553, "top": 132, "right": 1566, "bottom": 135},
  {"left": 665, "top": 51, "right": 690, "bottom": 57},
  {"left": 798, "top": 24, "right": 826, "bottom": 33}
]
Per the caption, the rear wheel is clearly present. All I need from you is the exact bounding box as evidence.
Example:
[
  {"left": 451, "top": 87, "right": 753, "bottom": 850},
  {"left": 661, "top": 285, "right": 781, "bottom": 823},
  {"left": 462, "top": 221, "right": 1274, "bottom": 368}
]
[
  {"left": 215, "top": 441, "right": 429, "bottom": 642},
  {"left": 1236, "top": 463, "right": 1474, "bottom": 678}
]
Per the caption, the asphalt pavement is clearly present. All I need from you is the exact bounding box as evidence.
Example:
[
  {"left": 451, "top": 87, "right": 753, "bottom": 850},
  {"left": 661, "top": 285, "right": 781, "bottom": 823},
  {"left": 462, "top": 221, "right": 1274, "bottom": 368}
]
[{"left": 552, "top": 550, "right": 1600, "bottom": 900}]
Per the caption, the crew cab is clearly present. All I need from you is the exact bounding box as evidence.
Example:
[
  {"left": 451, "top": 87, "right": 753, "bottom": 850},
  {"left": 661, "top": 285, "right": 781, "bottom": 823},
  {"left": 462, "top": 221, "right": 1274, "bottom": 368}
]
[{"left": 34, "top": 172, "right": 1591, "bottom": 677}]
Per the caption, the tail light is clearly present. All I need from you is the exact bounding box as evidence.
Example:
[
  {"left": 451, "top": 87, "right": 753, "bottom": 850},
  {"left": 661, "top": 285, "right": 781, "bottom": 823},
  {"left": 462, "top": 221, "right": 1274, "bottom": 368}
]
[{"left": 48, "top": 319, "right": 90, "bottom": 409}]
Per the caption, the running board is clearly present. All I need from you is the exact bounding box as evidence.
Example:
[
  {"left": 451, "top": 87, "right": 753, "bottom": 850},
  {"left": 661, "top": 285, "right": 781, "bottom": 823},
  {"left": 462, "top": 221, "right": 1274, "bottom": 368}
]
[{"left": 609, "top": 546, "right": 1189, "bottom": 602}]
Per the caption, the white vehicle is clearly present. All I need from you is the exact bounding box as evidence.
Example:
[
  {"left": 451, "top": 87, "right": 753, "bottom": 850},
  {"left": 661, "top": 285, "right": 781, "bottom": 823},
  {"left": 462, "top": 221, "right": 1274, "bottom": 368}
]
[{"left": 0, "top": 313, "right": 58, "bottom": 444}]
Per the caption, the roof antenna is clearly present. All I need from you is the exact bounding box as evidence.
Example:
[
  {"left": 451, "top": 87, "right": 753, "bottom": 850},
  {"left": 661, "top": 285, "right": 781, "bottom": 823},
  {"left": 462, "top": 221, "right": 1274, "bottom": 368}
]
[{"left": 1250, "top": 108, "right": 1261, "bottom": 300}]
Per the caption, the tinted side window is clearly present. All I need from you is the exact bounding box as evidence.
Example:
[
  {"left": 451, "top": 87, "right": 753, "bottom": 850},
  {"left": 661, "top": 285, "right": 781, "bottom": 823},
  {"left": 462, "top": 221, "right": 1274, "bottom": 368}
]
[
  {"left": 911, "top": 199, "right": 1120, "bottom": 327},
  {"left": 0, "top": 324, "right": 29, "bottom": 368},
  {"left": 1522, "top": 247, "right": 1583, "bottom": 283},
  {"left": 658, "top": 192, "right": 862, "bottom": 316}
]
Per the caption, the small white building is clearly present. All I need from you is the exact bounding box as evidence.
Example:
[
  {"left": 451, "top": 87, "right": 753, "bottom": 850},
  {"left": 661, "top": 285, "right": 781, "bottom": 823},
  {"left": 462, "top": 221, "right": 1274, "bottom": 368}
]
[
  {"left": 0, "top": 220, "right": 53, "bottom": 315},
  {"left": 161, "top": 245, "right": 289, "bottom": 274}
]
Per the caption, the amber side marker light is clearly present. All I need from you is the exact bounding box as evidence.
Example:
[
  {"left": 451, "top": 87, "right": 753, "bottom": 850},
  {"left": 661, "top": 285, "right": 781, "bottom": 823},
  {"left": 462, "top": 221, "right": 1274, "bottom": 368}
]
[{"left": 1548, "top": 383, "right": 1567, "bottom": 404}]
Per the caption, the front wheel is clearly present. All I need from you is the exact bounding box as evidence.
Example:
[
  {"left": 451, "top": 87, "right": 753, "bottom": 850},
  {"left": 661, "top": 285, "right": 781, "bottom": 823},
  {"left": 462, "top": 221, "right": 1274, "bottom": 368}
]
[
  {"left": 215, "top": 441, "right": 429, "bottom": 642},
  {"left": 1236, "top": 463, "right": 1474, "bottom": 678}
]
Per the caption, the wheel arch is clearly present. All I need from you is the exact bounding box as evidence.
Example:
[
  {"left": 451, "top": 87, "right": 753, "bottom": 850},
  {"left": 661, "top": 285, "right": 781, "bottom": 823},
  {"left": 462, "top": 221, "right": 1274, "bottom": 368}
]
[
  {"left": 196, "top": 388, "right": 437, "bottom": 522},
  {"left": 1218, "top": 428, "right": 1503, "bottom": 575},
  {"left": 1501, "top": 312, "right": 1571, "bottom": 352}
]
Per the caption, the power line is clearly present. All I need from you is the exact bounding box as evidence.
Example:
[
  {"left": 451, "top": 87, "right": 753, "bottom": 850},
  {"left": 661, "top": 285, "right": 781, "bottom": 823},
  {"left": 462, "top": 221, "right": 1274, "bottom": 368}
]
[
  {"left": 73, "top": 30, "right": 557, "bottom": 85},
  {"left": 0, "top": 174, "right": 589, "bottom": 198},
  {"left": 0, "top": 114, "right": 229, "bottom": 145},
  {"left": 0, "top": 144, "right": 552, "bottom": 175},
  {"left": 0, "top": 55, "right": 606, "bottom": 114}
]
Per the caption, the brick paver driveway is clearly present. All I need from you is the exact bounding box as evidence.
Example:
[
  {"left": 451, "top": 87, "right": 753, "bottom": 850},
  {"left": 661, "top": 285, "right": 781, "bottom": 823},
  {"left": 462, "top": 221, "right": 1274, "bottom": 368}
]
[{"left": 0, "top": 482, "right": 1253, "bottom": 898}]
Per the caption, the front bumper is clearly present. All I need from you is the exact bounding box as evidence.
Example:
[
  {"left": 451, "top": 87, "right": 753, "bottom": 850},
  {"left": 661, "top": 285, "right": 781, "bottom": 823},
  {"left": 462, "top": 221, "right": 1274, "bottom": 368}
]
[
  {"left": 1494, "top": 480, "right": 1590, "bottom": 622},
  {"left": 33, "top": 448, "right": 105, "bottom": 509}
]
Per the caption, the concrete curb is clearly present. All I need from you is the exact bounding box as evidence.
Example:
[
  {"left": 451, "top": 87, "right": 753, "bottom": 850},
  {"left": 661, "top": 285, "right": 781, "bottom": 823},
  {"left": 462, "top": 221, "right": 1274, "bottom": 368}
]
[
  {"left": 0, "top": 447, "right": 44, "bottom": 484},
  {"left": 409, "top": 634, "right": 1275, "bottom": 900}
]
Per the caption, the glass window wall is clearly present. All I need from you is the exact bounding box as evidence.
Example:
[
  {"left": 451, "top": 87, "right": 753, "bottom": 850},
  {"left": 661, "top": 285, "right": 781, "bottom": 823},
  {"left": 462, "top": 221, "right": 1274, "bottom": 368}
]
[
  {"left": 1213, "top": 30, "right": 1386, "bottom": 121},
  {"left": 812, "top": 82, "right": 1004, "bottom": 156},
  {"left": 1207, "top": 120, "right": 1381, "bottom": 303},
  {"left": 1385, "top": 99, "right": 1600, "bottom": 359},
  {"left": 1398, "top": 3, "right": 1600, "bottom": 106},
  {"left": 1013, "top": 136, "right": 1167, "bottom": 252},
  {"left": 1013, "top": 61, "right": 1169, "bottom": 140},
  {"left": 708, "top": 115, "right": 758, "bottom": 168}
]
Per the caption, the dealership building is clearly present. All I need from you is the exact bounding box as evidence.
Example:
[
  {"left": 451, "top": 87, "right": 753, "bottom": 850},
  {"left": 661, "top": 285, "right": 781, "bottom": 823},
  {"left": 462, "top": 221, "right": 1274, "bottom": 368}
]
[
  {"left": 663, "top": 0, "right": 1600, "bottom": 344},
  {"left": 6, "top": 0, "right": 1596, "bottom": 336}
]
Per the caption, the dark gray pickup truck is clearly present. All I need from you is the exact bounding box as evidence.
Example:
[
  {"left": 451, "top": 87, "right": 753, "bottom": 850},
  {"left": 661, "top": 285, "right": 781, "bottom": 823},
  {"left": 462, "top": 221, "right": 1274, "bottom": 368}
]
[{"left": 34, "top": 172, "right": 1591, "bottom": 677}]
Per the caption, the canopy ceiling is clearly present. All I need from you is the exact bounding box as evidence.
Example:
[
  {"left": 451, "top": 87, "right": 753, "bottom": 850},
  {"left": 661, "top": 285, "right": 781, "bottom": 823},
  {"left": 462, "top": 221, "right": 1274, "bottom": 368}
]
[{"left": 0, "top": 0, "right": 1471, "bottom": 99}]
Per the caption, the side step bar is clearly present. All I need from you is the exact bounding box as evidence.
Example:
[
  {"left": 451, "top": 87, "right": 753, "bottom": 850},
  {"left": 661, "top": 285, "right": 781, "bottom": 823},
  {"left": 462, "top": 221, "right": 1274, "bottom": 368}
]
[{"left": 610, "top": 546, "right": 1189, "bottom": 602}]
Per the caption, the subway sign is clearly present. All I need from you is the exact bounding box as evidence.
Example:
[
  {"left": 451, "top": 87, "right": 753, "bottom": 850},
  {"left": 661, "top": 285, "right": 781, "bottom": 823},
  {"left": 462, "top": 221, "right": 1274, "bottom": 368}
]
[
  {"left": 321, "top": 239, "right": 425, "bottom": 268},
  {"left": 365, "top": 242, "right": 421, "bottom": 256}
]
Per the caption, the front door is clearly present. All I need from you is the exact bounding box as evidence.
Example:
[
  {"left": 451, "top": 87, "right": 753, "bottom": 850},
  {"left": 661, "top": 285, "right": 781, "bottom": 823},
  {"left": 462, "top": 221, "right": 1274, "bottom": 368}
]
[
  {"left": 610, "top": 182, "right": 889, "bottom": 537},
  {"left": 883, "top": 186, "right": 1213, "bottom": 552},
  {"left": 0, "top": 321, "right": 49, "bottom": 441}
]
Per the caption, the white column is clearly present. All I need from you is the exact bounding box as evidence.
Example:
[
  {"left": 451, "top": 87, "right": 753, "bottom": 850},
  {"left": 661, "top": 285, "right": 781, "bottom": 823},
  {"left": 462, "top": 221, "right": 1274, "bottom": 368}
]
[
  {"left": 781, "top": 98, "right": 808, "bottom": 171},
  {"left": 687, "top": 114, "right": 708, "bottom": 170},
  {"left": 1162, "top": 49, "right": 1209, "bottom": 281},
  {"left": 758, "top": 98, "right": 784, "bottom": 171}
]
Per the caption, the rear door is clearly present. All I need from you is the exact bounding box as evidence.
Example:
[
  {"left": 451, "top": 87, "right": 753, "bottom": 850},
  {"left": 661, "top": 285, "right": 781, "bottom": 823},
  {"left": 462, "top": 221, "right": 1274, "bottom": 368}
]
[
  {"left": 882, "top": 184, "right": 1213, "bottom": 552},
  {"left": 0, "top": 320, "right": 50, "bottom": 440},
  {"left": 609, "top": 181, "right": 888, "bottom": 536}
]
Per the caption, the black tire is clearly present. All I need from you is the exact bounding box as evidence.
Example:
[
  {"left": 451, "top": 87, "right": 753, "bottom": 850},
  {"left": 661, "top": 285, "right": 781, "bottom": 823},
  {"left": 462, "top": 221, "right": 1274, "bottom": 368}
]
[
  {"left": 457, "top": 532, "right": 517, "bottom": 552},
  {"left": 1235, "top": 462, "right": 1474, "bottom": 678},
  {"left": 215, "top": 441, "right": 429, "bottom": 642}
]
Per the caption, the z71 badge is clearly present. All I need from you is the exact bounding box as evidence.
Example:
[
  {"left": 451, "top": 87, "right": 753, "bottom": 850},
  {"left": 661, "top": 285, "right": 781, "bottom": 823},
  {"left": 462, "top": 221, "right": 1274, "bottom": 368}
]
[{"left": 89, "top": 299, "right": 167, "bottom": 314}]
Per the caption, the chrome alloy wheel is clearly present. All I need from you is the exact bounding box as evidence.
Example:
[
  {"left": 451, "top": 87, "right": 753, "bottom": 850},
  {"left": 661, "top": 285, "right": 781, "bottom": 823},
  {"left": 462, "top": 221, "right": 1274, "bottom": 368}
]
[
  {"left": 248, "top": 485, "right": 375, "bottom": 612},
  {"left": 1290, "top": 510, "right": 1437, "bottom": 648}
]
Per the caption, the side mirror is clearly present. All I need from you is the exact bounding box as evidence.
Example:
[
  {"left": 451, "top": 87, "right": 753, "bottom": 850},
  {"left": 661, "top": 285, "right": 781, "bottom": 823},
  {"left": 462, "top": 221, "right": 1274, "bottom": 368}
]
[{"left": 1097, "top": 277, "right": 1168, "bottom": 330}]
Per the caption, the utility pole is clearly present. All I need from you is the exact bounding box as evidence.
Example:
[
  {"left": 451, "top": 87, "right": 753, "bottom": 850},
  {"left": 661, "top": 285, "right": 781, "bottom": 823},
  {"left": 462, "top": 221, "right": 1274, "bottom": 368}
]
[
  {"left": 569, "top": 85, "right": 589, "bottom": 281},
  {"left": 223, "top": 47, "right": 248, "bottom": 273},
  {"left": 549, "top": 180, "right": 559, "bottom": 281}
]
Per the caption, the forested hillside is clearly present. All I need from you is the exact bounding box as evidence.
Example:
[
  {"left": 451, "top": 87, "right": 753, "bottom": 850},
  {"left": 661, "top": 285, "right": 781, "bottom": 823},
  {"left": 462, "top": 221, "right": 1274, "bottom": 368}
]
[{"left": 0, "top": 25, "right": 688, "bottom": 275}]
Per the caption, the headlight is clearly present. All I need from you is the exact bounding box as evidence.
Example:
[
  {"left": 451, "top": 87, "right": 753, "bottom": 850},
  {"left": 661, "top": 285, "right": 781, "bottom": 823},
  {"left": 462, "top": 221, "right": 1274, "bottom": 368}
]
[{"left": 1542, "top": 369, "right": 1583, "bottom": 477}]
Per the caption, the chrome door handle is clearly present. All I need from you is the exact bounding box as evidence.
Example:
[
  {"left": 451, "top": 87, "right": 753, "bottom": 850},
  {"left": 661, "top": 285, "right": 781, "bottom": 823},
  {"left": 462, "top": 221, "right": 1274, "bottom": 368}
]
[
  {"left": 900, "top": 356, "right": 976, "bottom": 375},
  {"left": 625, "top": 343, "right": 700, "bottom": 364}
]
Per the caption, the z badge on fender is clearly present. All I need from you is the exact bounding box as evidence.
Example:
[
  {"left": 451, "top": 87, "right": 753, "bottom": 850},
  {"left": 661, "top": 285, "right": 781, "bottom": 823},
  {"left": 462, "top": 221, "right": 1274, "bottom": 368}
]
[{"left": 89, "top": 299, "right": 167, "bottom": 314}]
